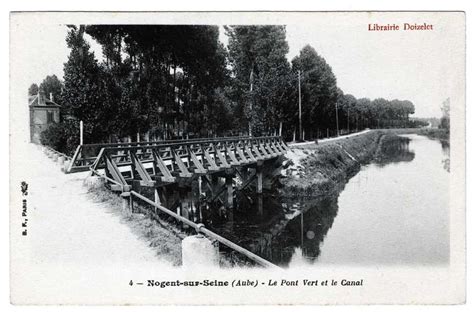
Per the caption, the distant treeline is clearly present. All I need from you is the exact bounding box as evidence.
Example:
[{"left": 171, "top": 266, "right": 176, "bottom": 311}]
[{"left": 32, "top": 25, "right": 419, "bottom": 152}]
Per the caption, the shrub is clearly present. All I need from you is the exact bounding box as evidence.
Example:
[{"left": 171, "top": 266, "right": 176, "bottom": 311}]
[{"left": 40, "top": 119, "right": 80, "bottom": 156}]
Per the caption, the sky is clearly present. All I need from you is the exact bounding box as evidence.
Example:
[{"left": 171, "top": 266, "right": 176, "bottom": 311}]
[{"left": 21, "top": 13, "right": 464, "bottom": 118}]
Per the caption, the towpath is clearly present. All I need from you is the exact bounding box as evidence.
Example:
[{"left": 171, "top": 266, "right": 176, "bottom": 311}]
[
  {"left": 287, "top": 129, "right": 371, "bottom": 147},
  {"left": 16, "top": 143, "right": 168, "bottom": 267}
]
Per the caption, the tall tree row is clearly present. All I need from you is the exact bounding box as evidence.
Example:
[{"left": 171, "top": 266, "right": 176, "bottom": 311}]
[
  {"left": 41, "top": 24, "right": 418, "bottom": 153},
  {"left": 225, "top": 25, "right": 293, "bottom": 136}
]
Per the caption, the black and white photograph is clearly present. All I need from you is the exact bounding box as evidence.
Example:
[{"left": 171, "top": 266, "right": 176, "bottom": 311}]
[{"left": 9, "top": 11, "right": 465, "bottom": 305}]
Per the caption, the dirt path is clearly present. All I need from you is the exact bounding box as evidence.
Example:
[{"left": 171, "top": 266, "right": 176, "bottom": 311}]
[
  {"left": 21, "top": 143, "right": 170, "bottom": 267},
  {"left": 288, "top": 129, "right": 371, "bottom": 147}
]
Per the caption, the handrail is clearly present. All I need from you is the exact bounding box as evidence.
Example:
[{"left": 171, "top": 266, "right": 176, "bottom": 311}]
[
  {"left": 90, "top": 167, "right": 124, "bottom": 187},
  {"left": 129, "top": 190, "right": 281, "bottom": 269},
  {"left": 68, "top": 135, "right": 286, "bottom": 173},
  {"left": 77, "top": 135, "right": 256, "bottom": 149},
  {"left": 98, "top": 136, "right": 284, "bottom": 153}
]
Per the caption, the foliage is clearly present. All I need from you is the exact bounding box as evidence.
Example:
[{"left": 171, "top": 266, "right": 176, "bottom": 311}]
[
  {"left": 39, "top": 75, "right": 63, "bottom": 102},
  {"left": 291, "top": 45, "right": 339, "bottom": 137},
  {"left": 84, "top": 25, "right": 231, "bottom": 140},
  {"left": 226, "top": 25, "right": 293, "bottom": 136},
  {"left": 440, "top": 98, "right": 450, "bottom": 131},
  {"left": 28, "top": 83, "right": 39, "bottom": 96},
  {"left": 40, "top": 119, "right": 80, "bottom": 155},
  {"left": 36, "top": 25, "right": 420, "bottom": 146},
  {"left": 60, "top": 25, "right": 111, "bottom": 143}
]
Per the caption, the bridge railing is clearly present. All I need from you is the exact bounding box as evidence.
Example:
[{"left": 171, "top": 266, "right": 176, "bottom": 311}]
[
  {"left": 129, "top": 190, "right": 281, "bottom": 269},
  {"left": 67, "top": 136, "right": 258, "bottom": 173},
  {"left": 89, "top": 136, "right": 288, "bottom": 189},
  {"left": 89, "top": 159, "right": 283, "bottom": 269}
]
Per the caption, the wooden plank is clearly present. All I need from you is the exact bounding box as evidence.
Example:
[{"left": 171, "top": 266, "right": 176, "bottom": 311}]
[
  {"left": 226, "top": 147, "right": 240, "bottom": 166},
  {"left": 258, "top": 143, "right": 271, "bottom": 159},
  {"left": 152, "top": 150, "right": 176, "bottom": 183},
  {"left": 236, "top": 145, "right": 250, "bottom": 164},
  {"left": 237, "top": 172, "right": 257, "bottom": 191},
  {"left": 172, "top": 149, "right": 192, "bottom": 178},
  {"left": 214, "top": 146, "right": 231, "bottom": 168},
  {"left": 188, "top": 147, "right": 207, "bottom": 174},
  {"left": 279, "top": 140, "right": 289, "bottom": 151},
  {"left": 130, "top": 152, "right": 155, "bottom": 186},
  {"left": 68, "top": 145, "right": 83, "bottom": 172},
  {"left": 251, "top": 145, "right": 265, "bottom": 160},
  {"left": 265, "top": 142, "right": 278, "bottom": 156},
  {"left": 275, "top": 141, "right": 287, "bottom": 152},
  {"left": 203, "top": 150, "right": 220, "bottom": 171},
  {"left": 105, "top": 154, "right": 127, "bottom": 185},
  {"left": 208, "top": 183, "right": 227, "bottom": 203},
  {"left": 244, "top": 146, "right": 258, "bottom": 162},
  {"left": 271, "top": 141, "right": 284, "bottom": 153}
]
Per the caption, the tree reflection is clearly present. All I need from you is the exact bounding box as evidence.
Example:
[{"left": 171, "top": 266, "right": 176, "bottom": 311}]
[
  {"left": 441, "top": 140, "right": 450, "bottom": 173},
  {"left": 374, "top": 136, "right": 415, "bottom": 166}
]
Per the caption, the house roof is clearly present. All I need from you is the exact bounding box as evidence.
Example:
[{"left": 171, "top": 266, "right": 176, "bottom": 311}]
[{"left": 29, "top": 94, "right": 61, "bottom": 108}]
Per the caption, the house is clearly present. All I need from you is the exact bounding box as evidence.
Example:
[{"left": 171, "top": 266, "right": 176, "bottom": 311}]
[{"left": 29, "top": 92, "right": 61, "bottom": 144}]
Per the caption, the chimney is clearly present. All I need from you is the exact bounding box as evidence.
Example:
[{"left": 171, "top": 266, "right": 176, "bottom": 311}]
[{"left": 49, "top": 92, "right": 53, "bottom": 102}]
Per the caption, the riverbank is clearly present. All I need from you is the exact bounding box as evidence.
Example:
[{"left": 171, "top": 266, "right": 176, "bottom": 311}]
[
  {"left": 280, "top": 128, "right": 447, "bottom": 198},
  {"left": 84, "top": 178, "right": 248, "bottom": 267},
  {"left": 390, "top": 127, "right": 449, "bottom": 144}
]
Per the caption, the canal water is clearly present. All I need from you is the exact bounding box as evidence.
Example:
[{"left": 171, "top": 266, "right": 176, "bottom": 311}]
[{"left": 204, "top": 134, "right": 450, "bottom": 267}]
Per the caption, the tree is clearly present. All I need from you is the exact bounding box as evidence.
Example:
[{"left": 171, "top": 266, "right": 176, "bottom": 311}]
[
  {"left": 226, "top": 25, "right": 292, "bottom": 136},
  {"left": 440, "top": 98, "right": 450, "bottom": 131},
  {"left": 61, "top": 25, "right": 111, "bottom": 143},
  {"left": 85, "top": 25, "right": 230, "bottom": 140},
  {"left": 291, "top": 45, "right": 339, "bottom": 138},
  {"left": 28, "top": 83, "right": 39, "bottom": 96},
  {"left": 39, "top": 75, "right": 63, "bottom": 102}
]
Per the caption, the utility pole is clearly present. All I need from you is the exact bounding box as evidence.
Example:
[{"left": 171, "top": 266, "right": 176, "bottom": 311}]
[
  {"left": 298, "top": 70, "right": 302, "bottom": 141},
  {"left": 335, "top": 101, "right": 340, "bottom": 136},
  {"left": 79, "top": 120, "right": 83, "bottom": 145}
]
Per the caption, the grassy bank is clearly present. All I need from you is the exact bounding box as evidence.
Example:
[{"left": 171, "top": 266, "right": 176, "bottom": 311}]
[
  {"left": 84, "top": 177, "right": 246, "bottom": 267},
  {"left": 85, "top": 179, "right": 185, "bottom": 265},
  {"left": 386, "top": 127, "right": 449, "bottom": 144},
  {"left": 280, "top": 129, "right": 422, "bottom": 198}
]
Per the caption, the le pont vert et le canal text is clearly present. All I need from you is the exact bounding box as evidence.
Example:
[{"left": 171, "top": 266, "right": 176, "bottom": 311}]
[{"left": 130, "top": 279, "right": 364, "bottom": 288}]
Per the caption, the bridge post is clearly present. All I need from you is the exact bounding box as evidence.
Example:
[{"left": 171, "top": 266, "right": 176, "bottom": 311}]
[
  {"left": 154, "top": 188, "right": 161, "bottom": 210},
  {"left": 256, "top": 164, "right": 263, "bottom": 194},
  {"left": 120, "top": 191, "right": 131, "bottom": 215},
  {"left": 225, "top": 175, "right": 233, "bottom": 208}
]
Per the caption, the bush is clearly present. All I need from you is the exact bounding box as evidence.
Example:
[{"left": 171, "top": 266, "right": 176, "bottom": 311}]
[{"left": 40, "top": 119, "right": 80, "bottom": 156}]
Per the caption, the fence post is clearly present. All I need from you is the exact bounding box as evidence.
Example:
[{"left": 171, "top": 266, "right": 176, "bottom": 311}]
[
  {"left": 182, "top": 233, "right": 219, "bottom": 268},
  {"left": 120, "top": 192, "right": 131, "bottom": 215},
  {"left": 58, "top": 155, "right": 65, "bottom": 166},
  {"left": 63, "top": 160, "right": 70, "bottom": 172},
  {"left": 80, "top": 120, "right": 83, "bottom": 145}
]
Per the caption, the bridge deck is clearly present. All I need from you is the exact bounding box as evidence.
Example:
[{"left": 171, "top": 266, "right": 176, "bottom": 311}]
[{"left": 87, "top": 136, "right": 288, "bottom": 190}]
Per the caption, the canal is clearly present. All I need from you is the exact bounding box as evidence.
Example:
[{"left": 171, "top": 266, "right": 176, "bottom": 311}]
[{"left": 204, "top": 133, "right": 450, "bottom": 267}]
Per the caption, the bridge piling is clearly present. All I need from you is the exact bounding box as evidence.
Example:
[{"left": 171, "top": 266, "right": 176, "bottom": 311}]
[
  {"left": 256, "top": 164, "right": 263, "bottom": 194},
  {"left": 225, "top": 175, "right": 233, "bottom": 209}
]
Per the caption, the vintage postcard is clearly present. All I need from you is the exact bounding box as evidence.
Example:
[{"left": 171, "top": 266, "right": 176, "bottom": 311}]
[{"left": 9, "top": 11, "right": 465, "bottom": 305}]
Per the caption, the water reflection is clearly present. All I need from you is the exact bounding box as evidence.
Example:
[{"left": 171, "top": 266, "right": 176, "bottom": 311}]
[
  {"left": 441, "top": 140, "right": 450, "bottom": 172},
  {"left": 148, "top": 134, "right": 449, "bottom": 267},
  {"left": 374, "top": 136, "right": 415, "bottom": 166}
]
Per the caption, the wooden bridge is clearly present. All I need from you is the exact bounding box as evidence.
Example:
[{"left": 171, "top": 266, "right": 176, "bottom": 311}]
[
  {"left": 42, "top": 136, "right": 290, "bottom": 269},
  {"left": 83, "top": 136, "right": 288, "bottom": 210}
]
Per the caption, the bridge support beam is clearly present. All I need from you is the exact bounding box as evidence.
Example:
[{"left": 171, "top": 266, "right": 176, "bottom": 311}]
[
  {"left": 256, "top": 164, "right": 263, "bottom": 194},
  {"left": 225, "top": 175, "right": 233, "bottom": 208},
  {"left": 154, "top": 189, "right": 161, "bottom": 214}
]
